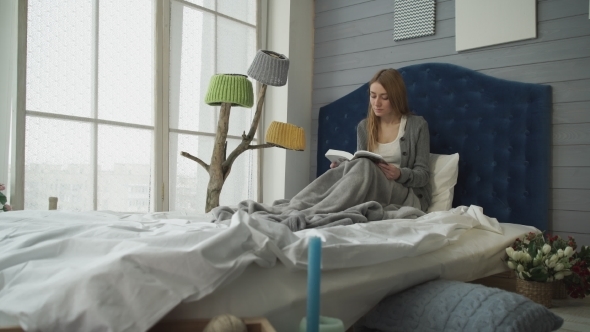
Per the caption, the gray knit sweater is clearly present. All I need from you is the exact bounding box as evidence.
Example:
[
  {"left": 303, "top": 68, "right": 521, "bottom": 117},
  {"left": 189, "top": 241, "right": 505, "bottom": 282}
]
[{"left": 357, "top": 115, "right": 432, "bottom": 211}]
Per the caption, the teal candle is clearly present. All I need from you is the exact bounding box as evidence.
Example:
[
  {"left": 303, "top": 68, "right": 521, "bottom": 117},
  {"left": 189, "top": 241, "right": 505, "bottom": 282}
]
[{"left": 306, "top": 236, "right": 322, "bottom": 332}]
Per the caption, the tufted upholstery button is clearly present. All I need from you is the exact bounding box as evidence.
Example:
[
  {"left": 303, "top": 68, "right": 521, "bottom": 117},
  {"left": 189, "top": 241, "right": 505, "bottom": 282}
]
[
  {"left": 400, "top": 137, "right": 405, "bottom": 141},
  {"left": 476, "top": 176, "right": 480, "bottom": 182},
  {"left": 475, "top": 146, "right": 480, "bottom": 151},
  {"left": 491, "top": 161, "right": 497, "bottom": 166},
  {"left": 334, "top": 126, "right": 339, "bottom": 132},
  {"left": 402, "top": 152, "right": 407, "bottom": 156}
]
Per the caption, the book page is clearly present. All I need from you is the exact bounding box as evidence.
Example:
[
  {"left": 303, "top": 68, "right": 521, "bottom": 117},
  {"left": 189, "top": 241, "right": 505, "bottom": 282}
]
[
  {"left": 325, "top": 149, "right": 354, "bottom": 163},
  {"left": 352, "top": 150, "right": 386, "bottom": 163}
]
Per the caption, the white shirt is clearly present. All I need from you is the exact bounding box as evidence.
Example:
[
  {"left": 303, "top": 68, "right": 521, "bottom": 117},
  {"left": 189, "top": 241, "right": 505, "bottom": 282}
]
[{"left": 374, "top": 115, "right": 407, "bottom": 167}]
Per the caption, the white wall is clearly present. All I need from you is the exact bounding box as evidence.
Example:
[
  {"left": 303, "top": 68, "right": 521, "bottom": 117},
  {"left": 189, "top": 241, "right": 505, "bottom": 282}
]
[{"left": 262, "top": 0, "right": 314, "bottom": 204}]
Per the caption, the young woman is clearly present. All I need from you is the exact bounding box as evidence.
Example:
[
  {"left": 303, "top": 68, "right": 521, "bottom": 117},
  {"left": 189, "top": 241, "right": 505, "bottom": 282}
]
[{"left": 330, "top": 68, "right": 431, "bottom": 211}]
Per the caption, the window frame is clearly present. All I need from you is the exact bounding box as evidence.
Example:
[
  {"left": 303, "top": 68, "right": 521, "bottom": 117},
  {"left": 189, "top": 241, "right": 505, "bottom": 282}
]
[{"left": 11, "top": 0, "right": 265, "bottom": 212}]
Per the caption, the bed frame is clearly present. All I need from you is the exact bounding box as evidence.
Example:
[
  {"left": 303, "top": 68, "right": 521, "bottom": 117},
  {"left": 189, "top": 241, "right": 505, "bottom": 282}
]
[
  {"left": 0, "top": 63, "right": 551, "bottom": 332},
  {"left": 317, "top": 63, "right": 552, "bottom": 231}
]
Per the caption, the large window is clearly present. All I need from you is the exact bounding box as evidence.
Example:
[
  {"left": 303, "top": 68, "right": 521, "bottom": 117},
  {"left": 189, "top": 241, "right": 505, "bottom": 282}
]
[{"left": 21, "top": 0, "right": 259, "bottom": 212}]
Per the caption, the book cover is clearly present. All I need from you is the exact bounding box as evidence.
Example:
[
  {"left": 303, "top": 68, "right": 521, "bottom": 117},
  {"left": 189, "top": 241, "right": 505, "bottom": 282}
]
[{"left": 325, "top": 149, "right": 386, "bottom": 163}]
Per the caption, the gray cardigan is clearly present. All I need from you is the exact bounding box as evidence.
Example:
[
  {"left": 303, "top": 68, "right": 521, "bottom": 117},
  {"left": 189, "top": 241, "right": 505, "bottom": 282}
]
[{"left": 357, "top": 115, "right": 432, "bottom": 211}]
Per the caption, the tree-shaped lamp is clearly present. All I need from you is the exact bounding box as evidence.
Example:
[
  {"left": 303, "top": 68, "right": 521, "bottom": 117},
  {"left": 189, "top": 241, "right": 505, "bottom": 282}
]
[{"left": 181, "top": 50, "right": 305, "bottom": 212}]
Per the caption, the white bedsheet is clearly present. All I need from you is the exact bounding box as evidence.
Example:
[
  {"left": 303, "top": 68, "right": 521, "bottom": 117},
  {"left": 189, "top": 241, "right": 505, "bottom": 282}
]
[
  {"left": 0, "top": 206, "right": 517, "bottom": 332},
  {"left": 165, "top": 222, "right": 536, "bottom": 332}
]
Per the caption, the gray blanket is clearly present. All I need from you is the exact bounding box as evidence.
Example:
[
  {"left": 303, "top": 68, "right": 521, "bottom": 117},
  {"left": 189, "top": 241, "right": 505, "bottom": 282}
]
[{"left": 212, "top": 159, "right": 425, "bottom": 231}]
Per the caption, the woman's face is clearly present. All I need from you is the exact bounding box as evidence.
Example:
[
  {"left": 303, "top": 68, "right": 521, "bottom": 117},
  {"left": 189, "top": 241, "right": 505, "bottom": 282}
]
[{"left": 370, "top": 82, "right": 393, "bottom": 118}]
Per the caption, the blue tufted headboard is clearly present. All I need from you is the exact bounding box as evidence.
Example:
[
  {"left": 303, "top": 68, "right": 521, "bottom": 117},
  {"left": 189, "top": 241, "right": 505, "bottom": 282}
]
[{"left": 316, "top": 63, "right": 551, "bottom": 230}]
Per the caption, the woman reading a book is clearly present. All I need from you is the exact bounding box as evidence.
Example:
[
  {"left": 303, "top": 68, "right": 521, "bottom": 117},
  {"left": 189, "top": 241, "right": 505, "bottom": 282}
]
[
  {"left": 335, "top": 68, "right": 431, "bottom": 212},
  {"left": 213, "top": 69, "right": 431, "bottom": 230},
  {"left": 294, "top": 69, "right": 432, "bottom": 211}
]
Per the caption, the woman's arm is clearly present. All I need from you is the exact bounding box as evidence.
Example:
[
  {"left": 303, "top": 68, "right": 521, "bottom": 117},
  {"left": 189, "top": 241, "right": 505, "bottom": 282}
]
[{"left": 396, "top": 119, "right": 430, "bottom": 188}]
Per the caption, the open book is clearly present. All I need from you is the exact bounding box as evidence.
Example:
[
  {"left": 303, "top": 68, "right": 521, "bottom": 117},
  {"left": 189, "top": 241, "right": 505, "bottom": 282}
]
[{"left": 325, "top": 149, "right": 386, "bottom": 164}]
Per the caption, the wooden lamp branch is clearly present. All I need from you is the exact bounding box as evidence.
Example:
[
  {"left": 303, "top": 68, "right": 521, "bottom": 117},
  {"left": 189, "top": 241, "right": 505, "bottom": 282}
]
[
  {"left": 224, "top": 84, "right": 268, "bottom": 169},
  {"left": 180, "top": 151, "right": 209, "bottom": 172},
  {"left": 247, "top": 143, "right": 274, "bottom": 150}
]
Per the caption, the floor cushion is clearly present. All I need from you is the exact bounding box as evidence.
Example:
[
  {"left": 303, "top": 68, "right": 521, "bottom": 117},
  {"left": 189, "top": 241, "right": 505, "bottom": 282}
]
[{"left": 353, "top": 279, "right": 563, "bottom": 332}]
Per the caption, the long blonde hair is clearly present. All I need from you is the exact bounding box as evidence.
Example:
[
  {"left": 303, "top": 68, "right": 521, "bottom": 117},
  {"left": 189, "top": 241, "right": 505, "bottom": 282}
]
[{"left": 366, "top": 69, "right": 410, "bottom": 152}]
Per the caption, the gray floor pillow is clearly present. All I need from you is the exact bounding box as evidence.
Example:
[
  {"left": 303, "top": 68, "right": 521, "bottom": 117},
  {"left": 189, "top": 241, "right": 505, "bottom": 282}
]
[{"left": 354, "top": 279, "right": 563, "bottom": 332}]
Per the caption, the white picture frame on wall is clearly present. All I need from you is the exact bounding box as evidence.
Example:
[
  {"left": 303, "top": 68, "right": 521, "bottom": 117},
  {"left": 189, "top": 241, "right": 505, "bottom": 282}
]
[{"left": 455, "top": 0, "right": 536, "bottom": 52}]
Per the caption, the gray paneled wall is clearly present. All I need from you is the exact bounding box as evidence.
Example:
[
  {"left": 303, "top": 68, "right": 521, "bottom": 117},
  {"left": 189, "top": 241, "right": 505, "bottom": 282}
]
[{"left": 312, "top": 0, "right": 590, "bottom": 245}]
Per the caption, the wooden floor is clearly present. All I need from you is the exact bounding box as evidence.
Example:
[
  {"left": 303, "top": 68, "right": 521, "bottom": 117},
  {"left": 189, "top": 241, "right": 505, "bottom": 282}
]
[
  {"left": 471, "top": 272, "right": 590, "bottom": 331},
  {"left": 551, "top": 297, "right": 590, "bottom": 332}
]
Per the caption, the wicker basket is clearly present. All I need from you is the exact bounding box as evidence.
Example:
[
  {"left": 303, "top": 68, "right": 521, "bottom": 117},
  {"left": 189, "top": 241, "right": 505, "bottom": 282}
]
[
  {"left": 515, "top": 278, "right": 553, "bottom": 308},
  {"left": 553, "top": 280, "right": 568, "bottom": 299}
]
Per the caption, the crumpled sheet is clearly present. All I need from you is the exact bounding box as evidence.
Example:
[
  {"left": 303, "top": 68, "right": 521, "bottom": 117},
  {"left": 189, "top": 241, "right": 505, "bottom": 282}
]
[{"left": 0, "top": 205, "right": 501, "bottom": 332}]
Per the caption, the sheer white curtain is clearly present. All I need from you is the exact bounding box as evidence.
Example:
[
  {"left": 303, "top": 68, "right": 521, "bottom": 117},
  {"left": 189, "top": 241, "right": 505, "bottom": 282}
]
[{"left": 21, "top": 0, "right": 259, "bottom": 213}]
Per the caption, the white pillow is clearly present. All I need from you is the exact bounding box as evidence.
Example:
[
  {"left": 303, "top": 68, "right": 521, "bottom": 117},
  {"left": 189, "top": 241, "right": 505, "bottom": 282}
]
[{"left": 426, "top": 153, "right": 459, "bottom": 213}]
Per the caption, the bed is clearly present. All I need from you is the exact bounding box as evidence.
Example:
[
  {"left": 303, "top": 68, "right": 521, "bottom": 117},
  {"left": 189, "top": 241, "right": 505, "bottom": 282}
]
[{"left": 0, "top": 63, "right": 552, "bottom": 332}]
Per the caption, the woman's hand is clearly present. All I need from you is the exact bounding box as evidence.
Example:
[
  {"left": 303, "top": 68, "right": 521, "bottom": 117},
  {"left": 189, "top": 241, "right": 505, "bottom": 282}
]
[
  {"left": 329, "top": 161, "right": 340, "bottom": 169},
  {"left": 377, "top": 162, "right": 401, "bottom": 180}
]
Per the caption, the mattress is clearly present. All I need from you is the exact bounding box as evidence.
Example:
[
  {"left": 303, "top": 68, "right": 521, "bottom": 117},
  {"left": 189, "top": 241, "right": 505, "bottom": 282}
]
[
  {"left": 0, "top": 208, "right": 535, "bottom": 332},
  {"left": 162, "top": 223, "right": 536, "bottom": 332}
]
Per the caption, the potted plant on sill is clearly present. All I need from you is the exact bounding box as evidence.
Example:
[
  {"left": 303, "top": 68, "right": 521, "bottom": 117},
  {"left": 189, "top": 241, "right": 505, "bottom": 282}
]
[{"left": 0, "top": 183, "right": 11, "bottom": 212}]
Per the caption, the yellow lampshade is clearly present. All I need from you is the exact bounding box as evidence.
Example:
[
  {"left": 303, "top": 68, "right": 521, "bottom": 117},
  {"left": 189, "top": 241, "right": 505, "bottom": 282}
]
[{"left": 265, "top": 121, "right": 306, "bottom": 151}]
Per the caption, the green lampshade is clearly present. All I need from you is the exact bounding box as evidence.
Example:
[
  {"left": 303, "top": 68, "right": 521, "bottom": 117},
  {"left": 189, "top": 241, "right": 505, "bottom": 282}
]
[{"left": 205, "top": 74, "right": 254, "bottom": 108}]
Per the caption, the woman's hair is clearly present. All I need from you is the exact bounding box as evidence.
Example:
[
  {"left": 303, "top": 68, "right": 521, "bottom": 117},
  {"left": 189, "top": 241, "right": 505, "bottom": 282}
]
[{"left": 366, "top": 68, "right": 410, "bottom": 152}]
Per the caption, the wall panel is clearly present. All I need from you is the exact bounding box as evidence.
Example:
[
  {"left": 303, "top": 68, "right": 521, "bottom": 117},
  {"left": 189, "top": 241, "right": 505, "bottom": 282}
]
[
  {"left": 553, "top": 101, "right": 590, "bottom": 124},
  {"left": 312, "top": 0, "right": 590, "bottom": 241},
  {"left": 552, "top": 167, "right": 590, "bottom": 189}
]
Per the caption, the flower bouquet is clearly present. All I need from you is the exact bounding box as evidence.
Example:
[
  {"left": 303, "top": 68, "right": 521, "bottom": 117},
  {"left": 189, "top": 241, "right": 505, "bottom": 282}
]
[
  {"left": 0, "top": 183, "right": 11, "bottom": 212},
  {"left": 506, "top": 232, "right": 575, "bottom": 282},
  {"left": 505, "top": 232, "right": 590, "bottom": 303},
  {"left": 563, "top": 245, "right": 590, "bottom": 298},
  {"left": 505, "top": 232, "right": 576, "bottom": 307}
]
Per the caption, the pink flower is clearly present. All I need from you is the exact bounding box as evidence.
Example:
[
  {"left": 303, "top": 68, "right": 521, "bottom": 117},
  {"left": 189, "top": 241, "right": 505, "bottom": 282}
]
[
  {"left": 0, "top": 184, "right": 5, "bottom": 191},
  {"left": 3, "top": 204, "right": 11, "bottom": 211}
]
